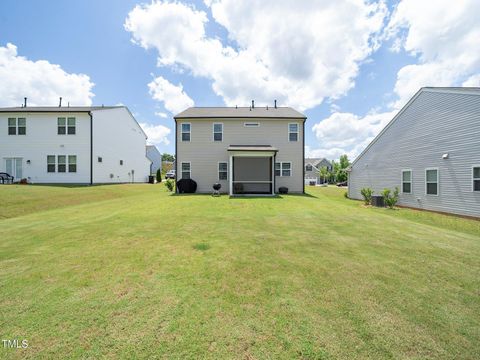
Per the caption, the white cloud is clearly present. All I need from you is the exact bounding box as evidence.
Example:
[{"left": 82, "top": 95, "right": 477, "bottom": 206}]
[
  {"left": 309, "top": 110, "right": 395, "bottom": 160},
  {"left": 148, "top": 75, "right": 194, "bottom": 114},
  {"left": 155, "top": 111, "right": 168, "bottom": 118},
  {"left": 462, "top": 74, "right": 480, "bottom": 87},
  {"left": 0, "top": 43, "right": 94, "bottom": 106},
  {"left": 140, "top": 122, "right": 171, "bottom": 146},
  {"left": 125, "top": 0, "right": 388, "bottom": 110},
  {"left": 386, "top": 0, "right": 480, "bottom": 106}
]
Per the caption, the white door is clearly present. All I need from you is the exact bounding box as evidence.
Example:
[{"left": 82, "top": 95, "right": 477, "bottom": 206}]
[{"left": 5, "top": 158, "right": 23, "bottom": 179}]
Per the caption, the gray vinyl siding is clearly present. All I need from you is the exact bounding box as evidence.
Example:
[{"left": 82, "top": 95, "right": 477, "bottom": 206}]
[
  {"left": 176, "top": 118, "right": 304, "bottom": 193},
  {"left": 349, "top": 90, "right": 480, "bottom": 218}
]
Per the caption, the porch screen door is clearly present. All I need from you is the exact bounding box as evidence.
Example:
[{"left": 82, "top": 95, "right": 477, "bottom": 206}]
[{"left": 5, "top": 158, "right": 22, "bottom": 179}]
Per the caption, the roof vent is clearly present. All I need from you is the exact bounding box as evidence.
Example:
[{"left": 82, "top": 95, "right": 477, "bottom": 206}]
[
  {"left": 251, "top": 100, "right": 255, "bottom": 109},
  {"left": 274, "top": 99, "right": 277, "bottom": 109},
  {"left": 266, "top": 105, "right": 269, "bottom": 110},
  {"left": 59, "top": 97, "right": 62, "bottom": 107},
  {"left": 24, "top": 97, "right": 27, "bottom": 107}
]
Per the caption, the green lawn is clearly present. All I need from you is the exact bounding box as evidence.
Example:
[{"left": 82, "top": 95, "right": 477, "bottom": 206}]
[{"left": 0, "top": 184, "right": 479, "bottom": 359}]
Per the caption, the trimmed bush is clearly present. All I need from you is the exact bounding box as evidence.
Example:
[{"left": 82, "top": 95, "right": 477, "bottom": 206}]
[
  {"left": 381, "top": 187, "right": 400, "bottom": 209},
  {"left": 360, "top": 187, "right": 373, "bottom": 205},
  {"left": 156, "top": 169, "right": 162, "bottom": 183},
  {"left": 165, "top": 179, "right": 174, "bottom": 192}
]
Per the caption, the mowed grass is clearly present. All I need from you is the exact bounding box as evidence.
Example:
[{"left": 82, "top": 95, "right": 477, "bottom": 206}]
[{"left": 0, "top": 184, "right": 479, "bottom": 359}]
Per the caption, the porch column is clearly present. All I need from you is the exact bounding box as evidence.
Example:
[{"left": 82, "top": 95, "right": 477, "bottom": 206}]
[
  {"left": 229, "top": 155, "right": 233, "bottom": 196},
  {"left": 271, "top": 155, "right": 275, "bottom": 195}
]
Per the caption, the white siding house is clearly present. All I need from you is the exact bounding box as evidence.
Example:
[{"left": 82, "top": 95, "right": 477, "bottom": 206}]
[
  {"left": 146, "top": 145, "right": 162, "bottom": 175},
  {"left": 0, "top": 106, "right": 151, "bottom": 184},
  {"left": 174, "top": 105, "right": 306, "bottom": 195},
  {"left": 348, "top": 87, "right": 480, "bottom": 218}
]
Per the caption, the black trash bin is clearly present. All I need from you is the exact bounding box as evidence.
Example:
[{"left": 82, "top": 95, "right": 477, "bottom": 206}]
[
  {"left": 371, "top": 195, "right": 384, "bottom": 207},
  {"left": 148, "top": 175, "right": 155, "bottom": 184}
]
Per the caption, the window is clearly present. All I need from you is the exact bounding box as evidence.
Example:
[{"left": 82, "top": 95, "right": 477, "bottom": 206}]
[
  {"left": 288, "top": 123, "right": 298, "bottom": 142},
  {"left": 213, "top": 123, "right": 223, "bottom": 142},
  {"left": 120, "top": 160, "right": 124, "bottom": 166},
  {"left": 306, "top": 164, "right": 313, "bottom": 171},
  {"left": 402, "top": 170, "right": 412, "bottom": 194},
  {"left": 8, "top": 118, "right": 16, "bottom": 135},
  {"left": 181, "top": 123, "right": 191, "bottom": 142},
  {"left": 58, "top": 155, "right": 66, "bottom": 173},
  {"left": 275, "top": 162, "right": 291, "bottom": 177},
  {"left": 426, "top": 168, "right": 438, "bottom": 195},
  {"left": 67, "top": 117, "right": 76, "bottom": 134},
  {"left": 98, "top": 157, "right": 103, "bottom": 163},
  {"left": 473, "top": 166, "right": 480, "bottom": 191},
  {"left": 17, "top": 118, "right": 26, "bottom": 135},
  {"left": 58, "top": 118, "right": 66, "bottom": 134},
  {"left": 218, "top": 162, "right": 227, "bottom": 180},
  {"left": 7, "top": 118, "right": 26, "bottom": 135},
  {"left": 181, "top": 162, "right": 191, "bottom": 179},
  {"left": 47, "top": 155, "right": 56, "bottom": 173},
  {"left": 68, "top": 156, "right": 77, "bottom": 173},
  {"left": 244, "top": 122, "right": 259, "bottom": 127}
]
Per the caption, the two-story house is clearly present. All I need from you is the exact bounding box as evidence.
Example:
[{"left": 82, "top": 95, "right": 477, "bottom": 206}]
[
  {"left": 305, "top": 158, "right": 333, "bottom": 184},
  {"left": 0, "top": 105, "right": 151, "bottom": 184},
  {"left": 174, "top": 104, "right": 306, "bottom": 195}
]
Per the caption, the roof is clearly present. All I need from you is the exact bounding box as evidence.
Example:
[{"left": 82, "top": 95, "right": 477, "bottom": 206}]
[
  {"left": 305, "top": 158, "right": 331, "bottom": 167},
  {"left": 174, "top": 106, "right": 306, "bottom": 120},
  {"left": 0, "top": 106, "right": 123, "bottom": 113},
  {"left": 351, "top": 86, "right": 480, "bottom": 167},
  {"left": 227, "top": 145, "right": 278, "bottom": 152}
]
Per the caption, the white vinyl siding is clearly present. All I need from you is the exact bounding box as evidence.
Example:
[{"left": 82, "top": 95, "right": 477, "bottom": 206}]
[
  {"left": 181, "top": 162, "right": 191, "bottom": 179},
  {"left": 275, "top": 162, "right": 291, "bottom": 177},
  {"left": 288, "top": 123, "right": 298, "bottom": 142},
  {"left": 218, "top": 162, "right": 227, "bottom": 180},
  {"left": 213, "top": 123, "right": 223, "bottom": 142},
  {"left": 425, "top": 168, "right": 439, "bottom": 195},
  {"left": 181, "top": 123, "right": 191, "bottom": 142},
  {"left": 473, "top": 166, "right": 480, "bottom": 192},
  {"left": 402, "top": 170, "right": 412, "bottom": 194}
]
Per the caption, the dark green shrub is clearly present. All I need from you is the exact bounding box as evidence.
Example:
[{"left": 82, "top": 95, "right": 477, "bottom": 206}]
[
  {"left": 360, "top": 187, "right": 373, "bottom": 205},
  {"left": 165, "top": 179, "right": 174, "bottom": 192},
  {"left": 156, "top": 169, "right": 162, "bottom": 183},
  {"left": 382, "top": 187, "right": 399, "bottom": 209},
  {"left": 344, "top": 191, "right": 348, "bottom": 199}
]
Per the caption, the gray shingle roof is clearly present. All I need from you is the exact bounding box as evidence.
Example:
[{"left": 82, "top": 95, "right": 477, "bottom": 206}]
[
  {"left": 174, "top": 107, "right": 306, "bottom": 119},
  {"left": 0, "top": 106, "right": 123, "bottom": 113}
]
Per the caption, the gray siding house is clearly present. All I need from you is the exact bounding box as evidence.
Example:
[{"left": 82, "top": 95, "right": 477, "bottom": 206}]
[
  {"left": 174, "top": 105, "right": 306, "bottom": 195},
  {"left": 348, "top": 87, "right": 480, "bottom": 218},
  {"left": 146, "top": 145, "right": 162, "bottom": 174},
  {"left": 305, "top": 158, "right": 332, "bottom": 184}
]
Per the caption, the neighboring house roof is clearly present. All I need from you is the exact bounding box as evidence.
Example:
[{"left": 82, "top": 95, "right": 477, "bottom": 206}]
[
  {"left": 351, "top": 87, "right": 480, "bottom": 167},
  {"left": 174, "top": 106, "right": 306, "bottom": 119},
  {"left": 227, "top": 145, "right": 278, "bottom": 152},
  {"left": 305, "top": 158, "right": 332, "bottom": 169},
  {"left": 0, "top": 106, "right": 122, "bottom": 112}
]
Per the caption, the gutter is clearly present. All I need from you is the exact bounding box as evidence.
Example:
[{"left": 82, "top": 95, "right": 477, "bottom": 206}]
[{"left": 175, "top": 118, "right": 178, "bottom": 194}]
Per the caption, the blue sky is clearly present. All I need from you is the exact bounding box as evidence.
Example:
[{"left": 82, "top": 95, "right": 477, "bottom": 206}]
[{"left": 1, "top": 0, "right": 479, "bottom": 159}]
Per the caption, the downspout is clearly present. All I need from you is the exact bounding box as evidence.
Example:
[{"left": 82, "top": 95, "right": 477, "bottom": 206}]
[
  {"left": 302, "top": 119, "right": 305, "bottom": 194},
  {"left": 89, "top": 111, "right": 93, "bottom": 185},
  {"left": 174, "top": 118, "right": 178, "bottom": 193}
]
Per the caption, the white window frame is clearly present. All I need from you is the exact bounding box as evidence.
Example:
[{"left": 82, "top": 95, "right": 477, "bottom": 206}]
[
  {"left": 275, "top": 162, "right": 292, "bottom": 177},
  {"left": 218, "top": 162, "right": 228, "bottom": 181},
  {"left": 47, "top": 155, "right": 56, "bottom": 173},
  {"left": 8, "top": 117, "right": 26, "bottom": 135},
  {"left": 401, "top": 169, "right": 412, "bottom": 194},
  {"left": 425, "top": 168, "right": 439, "bottom": 196},
  {"left": 213, "top": 123, "right": 223, "bottom": 142},
  {"left": 473, "top": 165, "right": 480, "bottom": 192},
  {"left": 68, "top": 155, "right": 77, "bottom": 173},
  {"left": 181, "top": 162, "right": 191, "bottom": 179},
  {"left": 305, "top": 164, "right": 313, "bottom": 172},
  {"left": 288, "top": 123, "right": 299, "bottom": 142},
  {"left": 244, "top": 122, "right": 259, "bottom": 127},
  {"left": 67, "top": 117, "right": 76, "bottom": 135},
  {"left": 181, "top": 123, "right": 191, "bottom": 142},
  {"left": 57, "top": 155, "right": 67, "bottom": 173}
]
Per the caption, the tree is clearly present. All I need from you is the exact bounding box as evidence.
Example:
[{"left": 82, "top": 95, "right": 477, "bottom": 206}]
[
  {"left": 162, "top": 153, "right": 175, "bottom": 162},
  {"left": 333, "top": 154, "right": 350, "bottom": 183},
  {"left": 319, "top": 166, "right": 330, "bottom": 184}
]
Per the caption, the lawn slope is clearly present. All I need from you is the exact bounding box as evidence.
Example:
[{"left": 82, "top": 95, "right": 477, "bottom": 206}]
[{"left": 0, "top": 185, "right": 479, "bottom": 359}]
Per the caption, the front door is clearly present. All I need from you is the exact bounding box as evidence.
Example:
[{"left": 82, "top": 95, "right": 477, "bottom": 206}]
[{"left": 5, "top": 158, "right": 23, "bottom": 180}]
